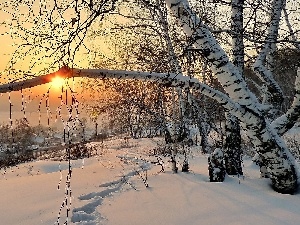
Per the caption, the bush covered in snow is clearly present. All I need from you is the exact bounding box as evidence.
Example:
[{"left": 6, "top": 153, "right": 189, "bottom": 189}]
[{"left": 208, "top": 148, "right": 226, "bottom": 182}]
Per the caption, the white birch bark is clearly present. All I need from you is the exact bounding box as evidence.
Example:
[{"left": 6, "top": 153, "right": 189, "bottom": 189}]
[
  {"left": 1, "top": 65, "right": 298, "bottom": 192},
  {"left": 156, "top": 2, "right": 183, "bottom": 75},
  {"left": 0, "top": 67, "right": 285, "bottom": 135},
  {"left": 266, "top": 1, "right": 285, "bottom": 74},
  {"left": 165, "top": 0, "right": 261, "bottom": 113},
  {"left": 231, "top": 0, "right": 244, "bottom": 75},
  {"left": 165, "top": 0, "right": 298, "bottom": 193},
  {"left": 253, "top": 0, "right": 286, "bottom": 115},
  {"left": 0, "top": 67, "right": 261, "bottom": 128},
  {"left": 224, "top": 0, "right": 244, "bottom": 176}
]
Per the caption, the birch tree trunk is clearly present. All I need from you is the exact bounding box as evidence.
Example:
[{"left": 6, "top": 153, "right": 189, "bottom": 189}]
[
  {"left": 252, "top": 0, "right": 286, "bottom": 177},
  {"left": 253, "top": 0, "right": 286, "bottom": 118},
  {"left": 166, "top": 20, "right": 181, "bottom": 172},
  {"left": 152, "top": 0, "right": 190, "bottom": 172},
  {"left": 165, "top": 0, "right": 298, "bottom": 193},
  {"left": 224, "top": 113, "right": 243, "bottom": 175},
  {"left": 224, "top": 0, "right": 244, "bottom": 176}
]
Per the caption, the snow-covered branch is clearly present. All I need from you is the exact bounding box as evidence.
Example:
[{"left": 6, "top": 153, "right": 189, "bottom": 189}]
[
  {"left": 0, "top": 66, "right": 230, "bottom": 106},
  {"left": 0, "top": 66, "right": 261, "bottom": 126},
  {"left": 73, "top": 68, "right": 242, "bottom": 112},
  {"left": 165, "top": 0, "right": 261, "bottom": 113},
  {"left": 165, "top": 0, "right": 298, "bottom": 193},
  {"left": 0, "top": 69, "right": 67, "bottom": 93}
]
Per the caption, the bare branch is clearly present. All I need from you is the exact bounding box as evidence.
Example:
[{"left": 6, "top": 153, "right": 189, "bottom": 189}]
[{"left": 283, "top": 8, "right": 300, "bottom": 49}]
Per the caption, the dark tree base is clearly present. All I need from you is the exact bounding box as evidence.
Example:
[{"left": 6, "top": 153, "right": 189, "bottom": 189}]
[{"left": 182, "top": 162, "right": 189, "bottom": 172}]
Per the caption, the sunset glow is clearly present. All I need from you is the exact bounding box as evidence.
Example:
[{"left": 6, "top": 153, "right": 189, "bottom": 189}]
[{"left": 51, "top": 76, "right": 65, "bottom": 89}]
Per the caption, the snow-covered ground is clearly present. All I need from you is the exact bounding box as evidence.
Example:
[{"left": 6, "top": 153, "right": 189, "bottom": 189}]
[{"left": 0, "top": 138, "right": 300, "bottom": 225}]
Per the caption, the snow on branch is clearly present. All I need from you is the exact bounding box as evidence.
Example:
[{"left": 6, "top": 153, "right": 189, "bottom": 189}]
[
  {"left": 165, "top": 0, "right": 260, "bottom": 113},
  {"left": 73, "top": 68, "right": 241, "bottom": 113},
  {"left": 0, "top": 66, "right": 259, "bottom": 124},
  {"left": 0, "top": 69, "right": 69, "bottom": 93},
  {"left": 272, "top": 68, "right": 300, "bottom": 135},
  {"left": 0, "top": 66, "right": 227, "bottom": 100}
]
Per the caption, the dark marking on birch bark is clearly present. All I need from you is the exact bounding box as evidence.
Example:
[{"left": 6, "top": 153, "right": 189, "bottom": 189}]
[
  {"left": 220, "top": 101, "right": 228, "bottom": 106},
  {"left": 216, "top": 60, "right": 228, "bottom": 69},
  {"left": 201, "top": 48, "right": 211, "bottom": 57},
  {"left": 194, "top": 35, "right": 205, "bottom": 40},
  {"left": 170, "top": 1, "right": 181, "bottom": 11},
  {"left": 234, "top": 88, "right": 242, "bottom": 92}
]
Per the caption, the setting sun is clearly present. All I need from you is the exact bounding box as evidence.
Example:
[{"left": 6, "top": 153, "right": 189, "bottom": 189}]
[{"left": 51, "top": 76, "right": 65, "bottom": 89}]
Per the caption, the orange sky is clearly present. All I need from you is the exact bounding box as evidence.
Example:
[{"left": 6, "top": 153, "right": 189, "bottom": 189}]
[
  {"left": 0, "top": 0, "right": 96, "bottom": 127},
  {"left": 0, "top": 77, "right": 93, "bottom": 129}
]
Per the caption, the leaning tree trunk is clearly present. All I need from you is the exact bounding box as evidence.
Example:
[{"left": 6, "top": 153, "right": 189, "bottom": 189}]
[
  {"left": 253, "top": 0, "right": 285, "bottom": 117},
  {"left": 166, "top": 0, "right": 298, "bottom": 193},
  {"left": 252, "top": 0, "right": 286, "bottom": 177},
  {"left": 3, "top": 64, "right": 298, "bottom": 193}
]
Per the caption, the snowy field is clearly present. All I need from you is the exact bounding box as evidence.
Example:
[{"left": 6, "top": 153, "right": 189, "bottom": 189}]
[{"left": 1, "top": 138, "right": 300, "bottom": 225}]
